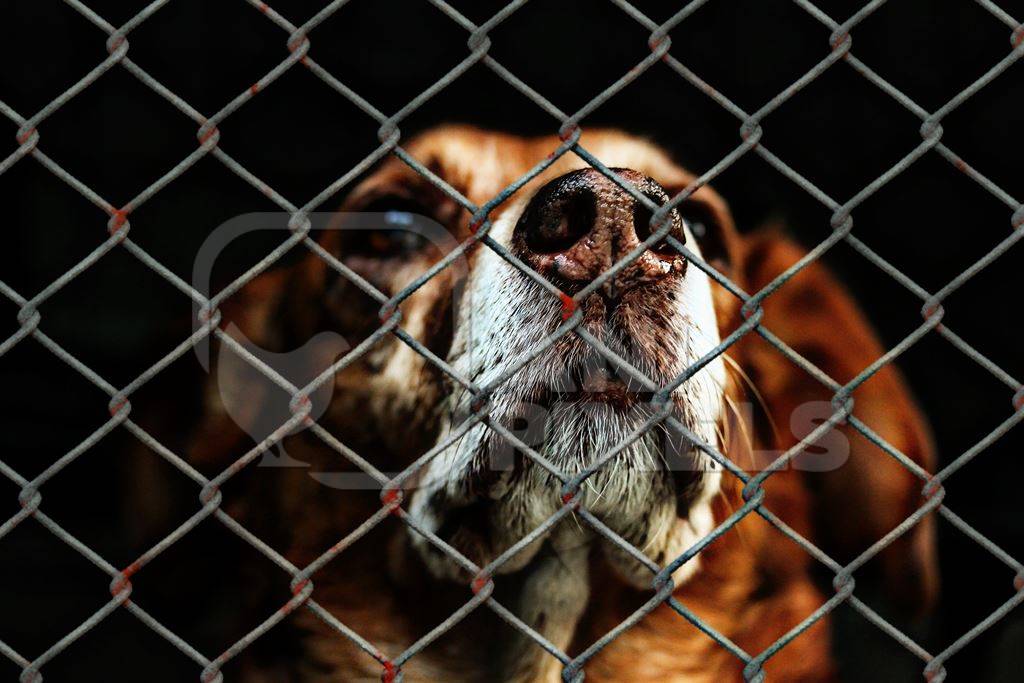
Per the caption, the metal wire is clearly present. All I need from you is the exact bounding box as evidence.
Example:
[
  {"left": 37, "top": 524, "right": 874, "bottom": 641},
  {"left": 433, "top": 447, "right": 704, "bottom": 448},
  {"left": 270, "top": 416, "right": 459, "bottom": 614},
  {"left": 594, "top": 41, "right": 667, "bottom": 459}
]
[{"left": 1, "top": 0, "right": 1022, "bottom": 681}]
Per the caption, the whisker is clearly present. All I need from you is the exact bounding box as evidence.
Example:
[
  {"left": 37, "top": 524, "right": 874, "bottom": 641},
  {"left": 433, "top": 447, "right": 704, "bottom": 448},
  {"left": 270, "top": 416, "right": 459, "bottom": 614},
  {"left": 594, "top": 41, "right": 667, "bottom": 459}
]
[
  {"left": 723, "top": 353, "right": 780, "bottom": 444},
  {"left": 723, "top": 392, "right": 756, "bottom": 473}
]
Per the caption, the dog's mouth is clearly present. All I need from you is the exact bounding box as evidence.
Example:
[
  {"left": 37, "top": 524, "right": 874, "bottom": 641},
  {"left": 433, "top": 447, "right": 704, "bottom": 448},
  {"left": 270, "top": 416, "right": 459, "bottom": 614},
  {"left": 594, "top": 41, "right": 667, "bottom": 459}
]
[
  {"left": 532, "top": 304, "right": 673, "bottom": 412},
  {"left": 495, "top": 346, "right": 702, "bottom": 478},
  {"left": 539, "top": 362, "right": 657, "bottom": 409}
]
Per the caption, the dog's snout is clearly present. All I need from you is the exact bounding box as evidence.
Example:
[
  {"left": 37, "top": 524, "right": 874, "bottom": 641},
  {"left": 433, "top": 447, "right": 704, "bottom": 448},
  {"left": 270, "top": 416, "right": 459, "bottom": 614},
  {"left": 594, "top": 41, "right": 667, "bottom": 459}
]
[{"left": 513, "top": 168, "right": 687, "bottom": 289}]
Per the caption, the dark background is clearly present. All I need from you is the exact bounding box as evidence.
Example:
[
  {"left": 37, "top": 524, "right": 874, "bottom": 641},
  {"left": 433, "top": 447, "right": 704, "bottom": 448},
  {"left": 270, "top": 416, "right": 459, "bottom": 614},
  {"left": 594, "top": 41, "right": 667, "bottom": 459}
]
[{"left": 1, "top": 1, "right": 1022, "bottom": 681}]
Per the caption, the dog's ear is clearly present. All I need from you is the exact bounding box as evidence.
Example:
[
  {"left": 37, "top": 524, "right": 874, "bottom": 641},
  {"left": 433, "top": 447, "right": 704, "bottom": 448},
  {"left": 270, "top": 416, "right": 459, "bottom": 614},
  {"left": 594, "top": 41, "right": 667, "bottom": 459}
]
[
  {"left": 732, "top": 230, "right": 938, "bottom": 614},
  {"left": 188, "top": 262, "right": 330, "bottom": 470}
]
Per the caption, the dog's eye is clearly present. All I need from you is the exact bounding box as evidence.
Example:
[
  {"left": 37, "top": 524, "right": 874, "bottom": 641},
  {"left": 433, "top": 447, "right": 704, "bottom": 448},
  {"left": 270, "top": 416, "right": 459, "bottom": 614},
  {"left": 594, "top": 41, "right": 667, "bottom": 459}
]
[
  {"left": 347, "top": 196, "right": 431, "bottom": 257},
  {"left": 633, "top": 193, "right": 686, "bottom": 256},
  {"left": 680, "top": 201, "right": 728, "bottom": 269}
]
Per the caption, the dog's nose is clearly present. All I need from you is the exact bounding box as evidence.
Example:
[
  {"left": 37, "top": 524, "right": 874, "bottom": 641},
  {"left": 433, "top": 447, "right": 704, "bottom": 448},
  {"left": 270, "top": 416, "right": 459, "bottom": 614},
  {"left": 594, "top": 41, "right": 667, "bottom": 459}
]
[{"left": 513, "top": 168, "right": 687, "bottom": 291}]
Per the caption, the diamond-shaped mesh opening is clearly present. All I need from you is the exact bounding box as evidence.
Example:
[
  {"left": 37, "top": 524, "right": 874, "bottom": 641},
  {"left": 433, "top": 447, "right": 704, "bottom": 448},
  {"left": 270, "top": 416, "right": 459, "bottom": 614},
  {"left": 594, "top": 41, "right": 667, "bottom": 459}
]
[
  {"left": 221, "top": 68, "right": 384, "bottom": 200},
  {"left": 900, "top": 332, "right": 1019, "bottom": 461},
  {"left": 125, "top": 516, "right": 295, "bottom": 654},
  {"left": 843, "top": 153, "right": 1017, "bottom": 290},
  {"left": 398, "top": 60, "right": 553, "bottom": 135},
  {"left": 942, "top": 232, "right": 1024, "bottom": 345},
  {"left": 305, "top": 0, "right": 474, "bottom": 115},
  {"left": 25, "top": 66, "right": 200, "bottom": 202},
  {"left": 0, "top": 519, "right": 112, "bottom": 656},
  {"left": 657, "top": 0, "right": 833, "bottom": 112},
  {"left": 125, "top": 2, "right": 292, "bottom": 115},
  {"left": 484, "top": 0, "right": 654, "bottom": 113},
  {"left": 849, "top": 0, "right": 1017, "bottom": 111},
  {"left": 0, "top": 1, "right": 110, "bottom": 114},
  {"left": 931, "top": 511, "right": 1023, "bottom": 677},
  {"left": 830, "top": 599, "right": 926, "bottom": 683},
  {"left": 0, "top": 340, "right": 112, "bottom": 479},
  {"left": 937, "top": 56, "right": 1024, "bottom": 206},
  {"left": 580, "top": 63, "right": 745, "bottom": 170},
  {"left": 35, "top": 246, "right": 190, "bottom": 387},
  {"left": 38, "top": 607, "right": 202, "bottom": 682},
  {"left": 5, "top": 159, "right": 118, "bottom": 296},
  {"left": 37, "top": 429, "right": 205, "bottom": 569},
  {"left": 761, "top": 64, "right": 929, "bottom": 199},
  {"left": 123, "top": 154, "right": 289, "bottom": 281}
]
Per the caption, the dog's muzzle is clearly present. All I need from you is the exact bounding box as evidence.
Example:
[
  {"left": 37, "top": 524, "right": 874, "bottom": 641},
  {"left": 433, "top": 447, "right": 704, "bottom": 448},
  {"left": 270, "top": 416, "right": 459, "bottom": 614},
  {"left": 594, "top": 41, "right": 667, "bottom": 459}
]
[{"left": 512, "top": 168, "right": 688, "bottom": 298}]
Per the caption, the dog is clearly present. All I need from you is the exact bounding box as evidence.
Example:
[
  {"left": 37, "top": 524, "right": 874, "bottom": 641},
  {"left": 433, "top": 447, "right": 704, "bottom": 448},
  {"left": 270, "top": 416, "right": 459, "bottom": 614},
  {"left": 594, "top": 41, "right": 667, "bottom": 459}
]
[{"left": 174, "top": 126, "right": 937, "bottom": 682}]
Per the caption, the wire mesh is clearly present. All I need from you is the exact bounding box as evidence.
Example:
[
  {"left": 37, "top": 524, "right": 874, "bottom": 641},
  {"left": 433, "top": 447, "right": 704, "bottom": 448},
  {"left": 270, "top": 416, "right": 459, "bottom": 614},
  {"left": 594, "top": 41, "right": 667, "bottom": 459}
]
[{"left": 1, "top": 0, "right": 1023, "bottom": 681}]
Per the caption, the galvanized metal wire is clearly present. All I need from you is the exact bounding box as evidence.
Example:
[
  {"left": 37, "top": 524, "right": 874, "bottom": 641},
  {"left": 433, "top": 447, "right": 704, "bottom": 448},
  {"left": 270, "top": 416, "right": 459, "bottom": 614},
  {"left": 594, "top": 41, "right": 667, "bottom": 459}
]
[{"left": 1, "top": 0, "right": 1023, "bottom": 681}]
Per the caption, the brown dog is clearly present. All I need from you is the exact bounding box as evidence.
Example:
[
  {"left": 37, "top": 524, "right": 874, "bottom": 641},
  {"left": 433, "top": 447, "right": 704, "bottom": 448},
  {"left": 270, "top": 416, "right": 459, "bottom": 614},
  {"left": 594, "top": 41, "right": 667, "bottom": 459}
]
[{"left": 179, "top": 126, "right": 936, "bottom": 682}]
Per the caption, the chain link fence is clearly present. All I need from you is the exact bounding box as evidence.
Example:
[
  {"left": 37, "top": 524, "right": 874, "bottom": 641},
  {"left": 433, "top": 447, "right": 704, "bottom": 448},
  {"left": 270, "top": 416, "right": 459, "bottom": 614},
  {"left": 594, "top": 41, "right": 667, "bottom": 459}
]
[{"left": 2, "top": 0, "right": 1023, "bottom": 681}]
